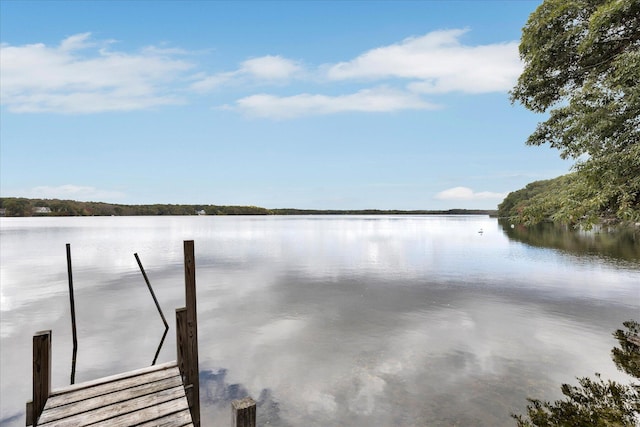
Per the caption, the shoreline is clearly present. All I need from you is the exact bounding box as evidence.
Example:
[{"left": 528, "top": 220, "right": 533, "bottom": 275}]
[{"left": 0, "top": 197, "right": 497, "bottom": 217}]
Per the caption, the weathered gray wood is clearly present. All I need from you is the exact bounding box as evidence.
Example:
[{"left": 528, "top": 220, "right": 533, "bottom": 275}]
[
  {"left": 232, "top": 397, "right": 256, "bottom": 427},
  {"left": 25, "top": 401, "right": 33, "bottom": 426},
  {"left": 38, "top": 375, "right": 183, "bottom": 424},
  {"left": 176, "top": 308, "right": 196, "bottom": 417},
  {"left": 129, "top": 407, "right": 193, "bottom": 427},
  {"left": 37, "top": 385, "right": 186, "bottom": 427},
  {"left": 35, "top": 361, "right": 193, "bottom": 427},
  {"left": 176, "top": 307, "right": 188, "bottom": 381},
  {"left": 32, "top": 330, "right": 51, "bottom": 426},
  {"left": 83, "top": 396, "right": 190, "bottom": 427},
  {"left": 48, "top": 360, "right": 178, "bottom": 398},
  {"left": 184, "top": 240, "right": 200, "bottom": 427}
]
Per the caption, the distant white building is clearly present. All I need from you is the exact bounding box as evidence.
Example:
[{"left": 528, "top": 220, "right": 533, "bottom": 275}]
[
  {"left": 33, "top": 207, "right": 52, "bottom": 214},
  {"left": 196, "top": 210, "right": 206, "bottom": 215}
]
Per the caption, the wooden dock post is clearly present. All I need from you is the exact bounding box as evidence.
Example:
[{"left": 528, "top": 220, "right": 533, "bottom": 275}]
[
  {"left": 176, "top": 308, "right": 192, "bottom": 408},
  {"left": 176, "top": 240, "right": 201, "bottom": 427},
  {"left": 232, "top": 397, "right": 256, "bottom": 427},
  {"left": 31, "top": 330, "right": 52, "bottom": 426}
]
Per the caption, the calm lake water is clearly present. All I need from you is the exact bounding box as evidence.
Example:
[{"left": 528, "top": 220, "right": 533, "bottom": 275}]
[{"left": 1, "top": 215, "right": 638, "bottom": 426}]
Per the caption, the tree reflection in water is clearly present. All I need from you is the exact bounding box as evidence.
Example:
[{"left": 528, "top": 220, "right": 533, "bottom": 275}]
[
  {"left": 513, "top": 321, "right": 640, "bottom": 426},
  {"left": 498, "top": 219, "right": 640, "bottom": 262}
]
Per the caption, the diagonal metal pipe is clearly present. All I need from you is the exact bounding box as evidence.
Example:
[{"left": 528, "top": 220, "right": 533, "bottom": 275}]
[
  {"left": 134, "top": 253, "right": 170, "bottom": 365},
  {"left": 66, "top": 244, "right": 78, "bottom": 385}
]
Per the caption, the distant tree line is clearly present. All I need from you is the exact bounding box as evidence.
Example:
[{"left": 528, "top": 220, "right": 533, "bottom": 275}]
[
  {"left": 0, "top": 198, "right": 270, "bottom": 217},
  {"left": 0, "top": 198, "right": 496, "bottom": 217}
]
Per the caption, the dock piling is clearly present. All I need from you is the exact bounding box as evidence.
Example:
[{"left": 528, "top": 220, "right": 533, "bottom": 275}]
[
  {"left": 31, "top": 330, "right": 51, "bottom": 426},
  {"left": 232, "top": 397, "right": 257, "bottom": 427},
  {"left": 177, "top": 240, "right": 201, "bottom": 427}
]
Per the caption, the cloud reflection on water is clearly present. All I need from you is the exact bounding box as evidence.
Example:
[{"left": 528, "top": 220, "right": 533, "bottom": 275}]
[{"left": 196, "top": 269, "right": 634, "bottom": 426}]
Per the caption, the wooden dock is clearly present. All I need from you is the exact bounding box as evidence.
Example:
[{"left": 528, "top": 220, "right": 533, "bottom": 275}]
[
  {"left": 26, "top": 240, "right": 257, "bottom": 427},
  {"left": 30, "top": 360, "right": 191, "bottom": 427}
]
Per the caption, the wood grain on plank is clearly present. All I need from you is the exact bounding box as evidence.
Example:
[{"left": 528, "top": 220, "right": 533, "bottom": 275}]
[
  {"left": 37, "top": 385, "right": 186, "bottom": 427},
  {"left": 44, "top": 365, "right": 180, "bottom": 409},
  {"left": 38, "top": 375, "right": 183, "bottom": 424},
  {"left": 48, "top": 361, "right": 178, "bottom": 398}
]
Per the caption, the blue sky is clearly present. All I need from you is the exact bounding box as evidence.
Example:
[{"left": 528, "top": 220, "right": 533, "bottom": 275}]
[{"left": 0, "top": 0, "right": 573, "bottom": 210}]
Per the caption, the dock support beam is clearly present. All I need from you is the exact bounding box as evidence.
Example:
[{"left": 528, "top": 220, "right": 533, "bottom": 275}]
[
  {"left": 232, "top": 397, "right": 256, "bottom": 427},
  {"left": 30, "top": 330, "right": 51, "bottom": 426},
  {"left": 176, "top": 240, "right": 200, "bottom": 427}
]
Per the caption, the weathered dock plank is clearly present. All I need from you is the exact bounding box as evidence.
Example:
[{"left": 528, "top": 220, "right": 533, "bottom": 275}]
[
  {"left": 135, "top": 408, "right": 193, "bottom": 427},
  {"left": 39, "top": 374, "right": 183, "bottom": 423},
  {"left": 38, "top": 385, "right": 187, "bottom": 427},
  {"left": 45, "top": 362, "right": 180, "bottom": 409},
  {"left": 36, "top": 362, "right": 190, "bottom": 427},
  {"left": 82, "top": 396, "right": 190, "bottom": 427}
]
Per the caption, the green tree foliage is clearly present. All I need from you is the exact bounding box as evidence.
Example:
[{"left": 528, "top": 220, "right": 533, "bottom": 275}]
[
  {"left": 0, "top": 198, "right": 273, "bottom": 216},
  {"left": 0, "top": 198, "right": 32, "bottom": 216},
  {"left": 498, "top": 175, "right": 575, "bottom": 224},
  {"left": 510, "top": 0, "right": 640, "bottom": 225},
  {"left": 513, "top": 321, "right": 640, "bottom": 426},
  {"left": 497, "top": 173, "right": 624, "bottom": 226},
  {"left": 0, "top": 198, "right": 497, "bottom": 217},
  {"left": 612, "top": 321, "right": 640, "bottom": 380}
]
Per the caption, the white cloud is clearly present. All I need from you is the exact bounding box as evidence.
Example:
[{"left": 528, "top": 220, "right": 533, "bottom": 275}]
[
  {"left": 59, "top": 32, "right": 95, "bottom": 51},
  {"left": 196, "top": 28, "right": 521, "bottom": 119},
  {"left": 189, "top": 71, "right": 237, "bottom": 92},
  {"left": 190, "top": 55, "right": 302, "bottom": 92},
  {"left": 327, "top": 29, "right": 521, "bottom": 94},
  {"left": 1, "top": 29, "right": 522, "bottom": 117},
  {"left": 240, "top": 55, "right": 301, "bottom": 80},
  {"left": 229, "top": 87, "right": 439, "bottom": 119},
  {"left": 434, "top": 187, "right": 506, "bottom": 201},
  {"left": 0, "top": 33, "right": 194, "bottom": 113},
  {"left": 25, "top": 185, "right": 125, "bottom": 201}
]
